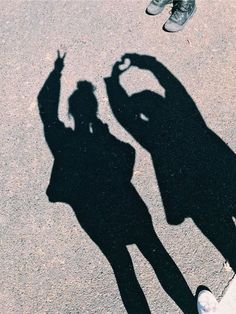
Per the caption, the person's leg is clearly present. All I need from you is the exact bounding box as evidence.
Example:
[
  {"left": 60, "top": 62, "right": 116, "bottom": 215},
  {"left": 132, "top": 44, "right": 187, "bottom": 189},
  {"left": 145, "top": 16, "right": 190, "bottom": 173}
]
[
  {"left": 136, "top": 227, "right": 197, "bottom": 313},
  {"left": 146, "top": 0, "right": 172, "bottom": 15},
  {"left": 102, "top": 245, "right": 151, "bottom": 314},
  {"left": 164, "top": 0, "right": 196, "bottom": 32}
]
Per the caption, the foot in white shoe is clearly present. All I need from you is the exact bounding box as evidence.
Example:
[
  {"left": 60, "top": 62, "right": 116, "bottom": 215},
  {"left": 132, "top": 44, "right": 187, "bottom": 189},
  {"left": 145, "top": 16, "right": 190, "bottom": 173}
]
[{"left": 197, "top": 290, "right": 219, "bottom": 314}]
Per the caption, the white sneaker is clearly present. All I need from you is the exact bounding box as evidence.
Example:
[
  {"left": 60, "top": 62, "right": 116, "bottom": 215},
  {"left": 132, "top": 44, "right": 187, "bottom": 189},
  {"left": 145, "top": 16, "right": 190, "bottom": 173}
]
[{"left": 197, "top": 290, "right": 219, "bottom": 314}]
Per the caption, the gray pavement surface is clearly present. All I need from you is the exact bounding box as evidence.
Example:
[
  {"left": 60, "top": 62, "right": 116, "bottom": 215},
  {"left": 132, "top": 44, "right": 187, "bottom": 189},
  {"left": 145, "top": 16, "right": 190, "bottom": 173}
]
[{"left": 1, "top": 0, "right": 236, "bottom": 313}]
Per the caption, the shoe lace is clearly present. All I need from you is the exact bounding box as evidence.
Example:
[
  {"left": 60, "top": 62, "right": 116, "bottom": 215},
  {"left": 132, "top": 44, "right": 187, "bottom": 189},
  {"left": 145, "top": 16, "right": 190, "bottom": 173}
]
[{"left": 170, "top": 1, "right": 189, "bottom": 19}]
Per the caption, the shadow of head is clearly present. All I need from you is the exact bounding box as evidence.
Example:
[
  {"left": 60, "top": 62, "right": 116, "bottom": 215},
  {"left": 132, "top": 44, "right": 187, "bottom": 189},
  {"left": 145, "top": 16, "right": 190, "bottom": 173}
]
[
  {"left": 130, "top": 90, "right": 165, "bottom": 111},
  {"left": 69, "top": 81, "right": 98, "bottom": 123}
]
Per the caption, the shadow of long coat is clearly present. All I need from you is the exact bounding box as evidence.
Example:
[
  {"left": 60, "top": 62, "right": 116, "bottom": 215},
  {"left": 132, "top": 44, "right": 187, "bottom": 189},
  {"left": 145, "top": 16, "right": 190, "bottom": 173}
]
[{"left": 105, "top": 54, "right": 236, "bottom": 271}]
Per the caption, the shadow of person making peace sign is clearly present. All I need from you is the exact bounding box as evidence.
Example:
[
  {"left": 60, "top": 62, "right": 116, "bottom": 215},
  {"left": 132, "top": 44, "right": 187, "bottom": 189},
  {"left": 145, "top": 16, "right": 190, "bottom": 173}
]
[
  {"left": 37, "top": 52, "right": 197, "bottom": 314},
  {"left": 105, "top": 53, "right": 236, "bottom": 273}
]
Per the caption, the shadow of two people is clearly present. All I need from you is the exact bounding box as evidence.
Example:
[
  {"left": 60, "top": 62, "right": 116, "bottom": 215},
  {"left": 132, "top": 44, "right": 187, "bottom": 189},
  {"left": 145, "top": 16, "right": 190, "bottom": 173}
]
[{"left": 38, "top": 52, "right": 235, "bottom": 313}]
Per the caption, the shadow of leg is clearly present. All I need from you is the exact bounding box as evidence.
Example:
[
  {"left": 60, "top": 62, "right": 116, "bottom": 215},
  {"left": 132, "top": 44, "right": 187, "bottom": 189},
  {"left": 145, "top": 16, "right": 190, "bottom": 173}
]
[
  {"left": 136, "top": 228, "right": 197, "bottom": 314},
  {"left": 192, "top": 215, "right": 236, "bottom": 273},
  {"left": 102, "top": 245, "right": 151, "bottom": 314}
]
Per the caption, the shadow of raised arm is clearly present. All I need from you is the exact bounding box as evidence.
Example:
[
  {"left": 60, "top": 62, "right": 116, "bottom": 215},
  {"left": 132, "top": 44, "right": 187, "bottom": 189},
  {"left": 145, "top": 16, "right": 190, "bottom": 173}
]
[
  {"left": 104, "top": 59, "right": 135, "bottom": 127},
  {"left": 121, "top": 53, "right": 201, "bottom": 118},
  {"left": 37, "top": 51, "right": 67, "bottom": 155}
]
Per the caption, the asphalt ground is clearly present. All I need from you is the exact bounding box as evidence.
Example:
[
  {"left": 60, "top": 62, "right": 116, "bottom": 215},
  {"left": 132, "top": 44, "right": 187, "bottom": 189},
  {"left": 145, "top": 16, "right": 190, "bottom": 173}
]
[{"left": 1, "top": 1, "right": 235, "bottom": 313}]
